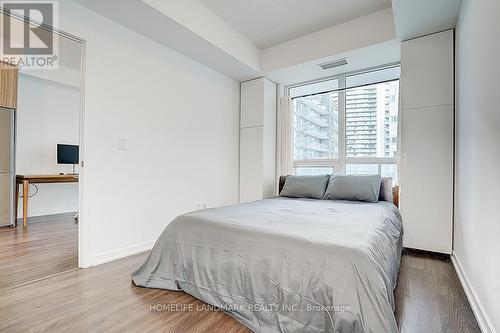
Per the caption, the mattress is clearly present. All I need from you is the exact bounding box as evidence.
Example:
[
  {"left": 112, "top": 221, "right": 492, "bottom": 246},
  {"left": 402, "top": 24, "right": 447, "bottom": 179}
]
[{"left": 132, "top": 197, "right": 403, "bottom": 332}]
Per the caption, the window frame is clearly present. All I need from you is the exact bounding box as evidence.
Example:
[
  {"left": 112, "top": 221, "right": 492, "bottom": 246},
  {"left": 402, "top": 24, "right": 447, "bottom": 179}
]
[{"left": 287, "top": 64, "right": 400, "bottom": 177}]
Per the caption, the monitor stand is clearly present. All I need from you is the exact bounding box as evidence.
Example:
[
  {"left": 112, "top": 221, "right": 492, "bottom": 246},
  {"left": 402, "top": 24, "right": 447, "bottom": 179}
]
[{"left": 66, "top": 164, "right": 78, "bottom": 175}]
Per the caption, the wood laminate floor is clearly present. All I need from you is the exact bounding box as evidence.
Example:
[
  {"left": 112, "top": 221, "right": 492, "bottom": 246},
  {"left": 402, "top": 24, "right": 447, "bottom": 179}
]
[
  {"left": 395, "top": 249, "right": 480, "bottom": 333},
  {"left": 0, "top": 219, "right": 480, "bottom": 332},
  {"left": 0, "top": 214, "right": 78, "bottom": 291}
]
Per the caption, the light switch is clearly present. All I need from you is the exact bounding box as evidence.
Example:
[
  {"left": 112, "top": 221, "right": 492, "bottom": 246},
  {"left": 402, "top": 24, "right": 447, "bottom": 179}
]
[{"left": 118, "top": 139, "right": 127, "bottom": 150}]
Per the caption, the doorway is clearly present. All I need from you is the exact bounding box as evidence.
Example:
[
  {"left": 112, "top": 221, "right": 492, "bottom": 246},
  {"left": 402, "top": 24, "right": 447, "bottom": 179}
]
[{"left": 0, "top": 12, "right": 85, "bottom": 291}]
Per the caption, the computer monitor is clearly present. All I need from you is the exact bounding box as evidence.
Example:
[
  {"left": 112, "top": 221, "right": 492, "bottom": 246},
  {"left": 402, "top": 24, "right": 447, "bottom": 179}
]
[{"left": 57, "top": 144, "right": 79, "bottom": 173}]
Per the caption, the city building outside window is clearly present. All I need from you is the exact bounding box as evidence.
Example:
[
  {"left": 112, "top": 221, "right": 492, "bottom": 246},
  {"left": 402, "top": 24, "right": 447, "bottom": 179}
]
[{"left": 288, "top": 65, "right": 400, "bottom": 184}]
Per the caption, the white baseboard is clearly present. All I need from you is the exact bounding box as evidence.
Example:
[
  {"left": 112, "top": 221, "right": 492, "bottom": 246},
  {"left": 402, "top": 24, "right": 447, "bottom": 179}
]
[
  {"left": 88, "top": 240, "right": 155, "bottom": 267},
  {"left": 451, "top": 252, "right": 496, "bottom": 333},
  {"left": 16, "top": 212, "right": 76, "bottom": 224}
]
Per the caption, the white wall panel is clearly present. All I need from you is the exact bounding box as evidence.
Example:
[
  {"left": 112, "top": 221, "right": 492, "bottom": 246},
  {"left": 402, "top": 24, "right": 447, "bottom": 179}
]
[
  {"left": 454, "top": 0, "right": 500, "bottom": 331},
  {"left": 16, "top": 75, "right": 80, "bottom": 217}
]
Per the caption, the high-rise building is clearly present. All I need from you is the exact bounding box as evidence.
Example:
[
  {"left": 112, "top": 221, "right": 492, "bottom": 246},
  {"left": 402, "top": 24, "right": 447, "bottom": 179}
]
[
  {"left": 293, "top": 93, "right": 338, "bottom": 160},
  {"left": 294, "top": 81, "right": 399, "bottom": 161},
  {"left": 345, "top": 86, "right": 378, "bottom": 157},
  {"left": 346, "top": 81, "right": 399, "bottom": 158}
]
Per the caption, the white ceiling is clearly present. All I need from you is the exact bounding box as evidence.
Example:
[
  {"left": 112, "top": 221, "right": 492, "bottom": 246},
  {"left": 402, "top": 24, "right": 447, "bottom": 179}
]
[
  {"left": 74, "top": 0, "right": 261, "bottom": 80},
  {"left": 266, "top": 39, "right": 400, "bottom": 86},
  {"left": 391, "top": 0, "right": 463, "bottom": 41},
  {"left": 198, "top": 0, "right": 391, "bottom": 48}
]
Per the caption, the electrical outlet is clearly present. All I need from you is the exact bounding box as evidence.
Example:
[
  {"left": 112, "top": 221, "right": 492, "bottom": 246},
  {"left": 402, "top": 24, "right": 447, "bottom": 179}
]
[{"left": 118, "top": 139, "right": 127, "bottom": 150}]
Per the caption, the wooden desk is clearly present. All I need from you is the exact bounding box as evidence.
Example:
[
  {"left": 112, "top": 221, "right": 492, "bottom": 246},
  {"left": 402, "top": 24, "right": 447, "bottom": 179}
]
[{"left": 16, "top": 175, "right": 79, "bottom": 227}]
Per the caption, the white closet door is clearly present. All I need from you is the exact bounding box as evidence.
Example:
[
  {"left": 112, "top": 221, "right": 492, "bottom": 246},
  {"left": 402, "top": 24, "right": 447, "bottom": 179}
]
[
  {"left": 239, "top": 126, "right": 264, "bottom": 203},
  {"left": 401, "top": 30, "right": 454, "bottom": 109},
  {"left": 239, "top": 78, "right": 276, "bottom": 203},
  {"left": 240, "top": 79, "right": 264, "bottom": 128},
  {"left": 400, "top": 104, "right": 453, "bottom": 253}
]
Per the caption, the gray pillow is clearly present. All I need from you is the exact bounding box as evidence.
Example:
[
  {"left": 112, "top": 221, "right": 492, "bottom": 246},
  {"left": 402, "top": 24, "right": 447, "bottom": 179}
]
[
  {"left": 379, "top": 177, "right": 394, "bottom": 203},
  {"left": 323, "top": 174, "right": 382, "bottom": 203},
  {"left": 279, "top": 175, "right": 330, "bottom": 199}
]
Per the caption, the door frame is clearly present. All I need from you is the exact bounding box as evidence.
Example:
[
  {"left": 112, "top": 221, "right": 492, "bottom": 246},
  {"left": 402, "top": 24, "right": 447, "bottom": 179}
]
[{"left": 0, "top": 8, "right": 88, "bottom": 268}]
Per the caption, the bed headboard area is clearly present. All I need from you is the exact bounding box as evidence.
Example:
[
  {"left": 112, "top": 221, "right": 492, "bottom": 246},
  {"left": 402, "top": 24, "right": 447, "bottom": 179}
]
[
  {"left": 392, "top": 185, "right": 400, "bottom": 208},
  {"left": 277, "top": 175, "right": 289, "bottom": 194},
  {"left": 278, "top": 175, "right": 400, "bottom": 207}
]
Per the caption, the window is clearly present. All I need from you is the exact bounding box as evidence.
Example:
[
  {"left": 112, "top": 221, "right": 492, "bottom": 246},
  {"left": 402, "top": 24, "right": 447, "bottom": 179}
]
[
  {"left": 346, "top": 163, "right": 398, "bottom": 185},
  {"left": 291, "top": 79, "right": 339, "bottom": 161},
  {"left": 381, "top": 164, "right": 398, "bottom": 185},
  {"left": 346, "top": 164, "right": 378, "bottom": 174},
  {"left": 288, "top": 66, "right": 400, "bottom": 183},
  {"left": 345, "top": 81, "right": 399, "bottom": 158},
  {"left": 295, "top": 166, "right": 335, "bottom": 176},
  {"left": 293, "top": 91, "right": 339, "bottom": 160}
]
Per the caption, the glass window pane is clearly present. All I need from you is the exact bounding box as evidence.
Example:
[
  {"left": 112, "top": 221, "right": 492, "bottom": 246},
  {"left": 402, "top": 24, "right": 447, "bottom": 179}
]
[
  {"left": 295, "top": 166, "right": 334, "bottom": 176},
  {"left": 345, "top": 80, "right": 399, "bottom": 158},
  {"left": 346, "top": 67, "right": 401, "bottom": 89},
  {"left": 293, "top": 91, "right": 339, "bottom": 160},
  {"left": 289, "top": 79, "right": 338, "bottom": 98},
  {"left": 346, "top": 164, "right": 378, "bottom": 175},
  {"left": 381, "top": 164, "right": 398, "bottom": 185}
]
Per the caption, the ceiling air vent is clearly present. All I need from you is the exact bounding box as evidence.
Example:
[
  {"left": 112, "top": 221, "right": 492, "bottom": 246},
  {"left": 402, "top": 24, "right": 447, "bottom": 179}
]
[{"left": 319, "top": 58, "right": 348, "bottom": 70}]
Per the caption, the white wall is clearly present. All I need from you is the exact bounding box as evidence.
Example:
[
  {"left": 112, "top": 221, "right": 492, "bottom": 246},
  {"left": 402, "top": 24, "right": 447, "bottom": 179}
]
[
  {"left": 59, "top": 1, "right": 240, "bottom": 266},
  {"left": 16, "top": 74, "right": 80, "bottom": 217},
  {"left": 455, "top": 0, "right": 500, "bottom": 331}
]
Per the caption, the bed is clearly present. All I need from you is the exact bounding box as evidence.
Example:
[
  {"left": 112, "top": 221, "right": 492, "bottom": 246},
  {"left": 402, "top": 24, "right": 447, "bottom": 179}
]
[{"left": 132, "top": 176, "right": 403, "bottom": 332}]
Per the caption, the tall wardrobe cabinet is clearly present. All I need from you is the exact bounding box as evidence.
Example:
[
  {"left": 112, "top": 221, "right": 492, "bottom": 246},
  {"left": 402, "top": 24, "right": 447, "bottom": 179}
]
[
  {"left": 239, "top": 78, "right": 277, "bottom": 203},
  {"left": 400, "top": 30, "right": 454, "bottom": 254}
]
